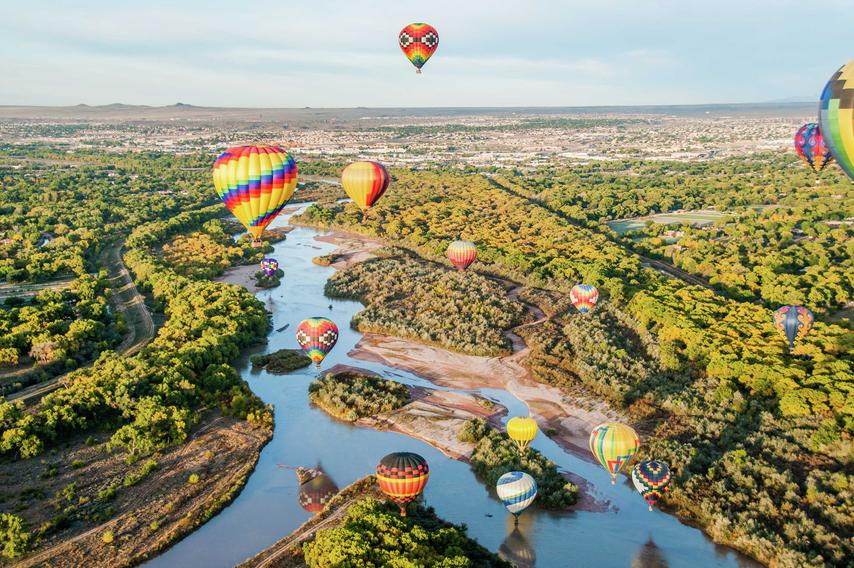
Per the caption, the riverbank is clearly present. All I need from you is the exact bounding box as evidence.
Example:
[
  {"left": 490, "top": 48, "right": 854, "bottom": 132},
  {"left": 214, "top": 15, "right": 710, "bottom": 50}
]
[{"left": 9, "top": 412, "right": 271, "bottom": 568}]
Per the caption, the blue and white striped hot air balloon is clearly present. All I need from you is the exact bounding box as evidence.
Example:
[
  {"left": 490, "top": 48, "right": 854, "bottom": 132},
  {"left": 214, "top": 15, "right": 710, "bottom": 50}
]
[{"left": 496, "top": 471, "right": 537, "bottom": 524}]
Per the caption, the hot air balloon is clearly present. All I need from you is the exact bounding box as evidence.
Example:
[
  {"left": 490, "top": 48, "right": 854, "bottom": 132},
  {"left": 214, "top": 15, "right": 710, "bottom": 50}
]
[
  {"left": 399, "top": 23, "right": 439, "bottom": 74},
  {"left": 496, "top": 471, "right": 537, "bottom": 525},
  {"left": 212, "top": 146, "right": 298, "bottom": 245},
  {"left": 794, "top": 123, "right": 833, "bottom": 174},
  {"left": 506, "top": 416, "right": 538, "bottom": 455},
  {"left": 632, "top": 460, "right": 672, "bottom": 512},
  {"left": 298, "top": 471, "right": 339, "bottom": 514},
  {"left": 819, "top": 58, "right": 854, "bottom": 183},
  {"left": 589, "top": 422, "right": 640, "bottom": 484},
  {"left": 570, "top": 284, "right": 599, "bottom": 314},
  {"left": 295, "top": 317, "right": 339, "bottom": 368},
  {"left": 773, "top": 305, "right": 814, "bottom": 351},
  {"left": 340, "top": 161, "right": 390, "bottom": 218},
  {"left": 447, "top": 240, "right": 477, "bottom": 272},
  {"left": 376, "top": 452, "right": 429, "bottom": 516},
  {"left": 260, "top": 257, "right": 279, "bottom": 277}
]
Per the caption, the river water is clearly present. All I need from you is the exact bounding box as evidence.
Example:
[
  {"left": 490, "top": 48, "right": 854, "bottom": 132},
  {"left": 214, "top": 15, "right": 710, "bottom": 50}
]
[{"left": 145, "top": 207, "right": 759, "bottom": 568}]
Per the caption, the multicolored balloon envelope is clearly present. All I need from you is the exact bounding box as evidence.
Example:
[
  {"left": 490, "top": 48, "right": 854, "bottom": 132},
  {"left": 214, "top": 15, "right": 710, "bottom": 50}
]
[
  {"left": 570, "top": 284, "right": 599, "bottom": 314},
  {"left": 632, "top": 460, "right": 672, "bottom": 511},
  {"left": 496, "top": 471, "right": 537, "bottom": 520},
  {"left": 506, "top": 416, "right": 538, "bottom": 454},
  {"left": 298, "top": 472, "right": 339, "bottom": 514},
  {"left": 795, "top": 123, "right": 833, "bottom": 174},
  {"left": 260, "top": 257, "right": 279, "bottom": 277},
  {"left": 295, "top": 317, "right": 339, "bottom": 368},
  {"left": 773, "top": 305, "right": 814, "bottom": 350},
  {"left": 399, "top": 23, "right": 439, "bottom": 73},
  {"left": 340, "top": 161, "right": 390, "bottom": 213},
  {"left": 589, "top": 422, "right": 640, "bottom": 484},
  {"left": 376, "top": 452, "right": 429, "bottom": 516},
  {"left": 819, "top": 58, "right": 854, "bottom": 183},
  {"left": 447, "top": 240, "right": 477, "bottom": 272},
  {"left": 212, "top": 146, "right": 298, "bottom": 243}
]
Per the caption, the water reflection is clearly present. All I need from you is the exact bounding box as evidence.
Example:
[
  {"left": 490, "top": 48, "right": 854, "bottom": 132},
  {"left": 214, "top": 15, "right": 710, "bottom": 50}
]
[
  {"left": 632, "top": 537, "right": 668, "bottom": 568},
  {"left": 499, "top": 515, "right": 536, "bottom": 567},
  {"left": 295, "top": 466, "right": 339, "bottom": 514}
]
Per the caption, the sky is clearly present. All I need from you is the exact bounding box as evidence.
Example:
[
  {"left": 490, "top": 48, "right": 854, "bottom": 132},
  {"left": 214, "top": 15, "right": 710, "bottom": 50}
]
[{"left": 1, "top": 0, "right": 852, "bottom": 108}]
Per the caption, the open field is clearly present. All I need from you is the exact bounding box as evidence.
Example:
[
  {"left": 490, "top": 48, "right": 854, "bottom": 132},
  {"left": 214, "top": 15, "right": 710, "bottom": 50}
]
[{"left": 607, "top": 209, "right": 727, "bottom": 234}]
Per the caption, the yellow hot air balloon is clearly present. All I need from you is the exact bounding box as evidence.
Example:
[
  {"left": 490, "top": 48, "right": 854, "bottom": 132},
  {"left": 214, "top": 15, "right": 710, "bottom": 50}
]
[
  {"left": 340, "top": 161, "right": 390, "bottom": 218},
  {"left": 506, "top": 416, "right": 538, "bottom": 455},
  {"left": 589, "top": 422, "right": 640, "bottom": 484}
]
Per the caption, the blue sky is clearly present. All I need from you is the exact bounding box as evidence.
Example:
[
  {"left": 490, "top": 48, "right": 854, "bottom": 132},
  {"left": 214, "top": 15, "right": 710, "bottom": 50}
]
[{"left": 1, "top": 0, "right": 852, "bottom": 107}]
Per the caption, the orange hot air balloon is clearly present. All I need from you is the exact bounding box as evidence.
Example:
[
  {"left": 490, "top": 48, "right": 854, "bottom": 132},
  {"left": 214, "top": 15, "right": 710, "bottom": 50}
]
[
  {"left": 376, "top": 452, "right": 429, "bottom": 516},
  {"left": 212, "top": 146, "right": 298, "bottom": 245},
  {"left": 340, "top": 161, "right": 390, "bottom": 217},
  {"left": 447, "top": 240, "right": 477, "bottom": 272}
]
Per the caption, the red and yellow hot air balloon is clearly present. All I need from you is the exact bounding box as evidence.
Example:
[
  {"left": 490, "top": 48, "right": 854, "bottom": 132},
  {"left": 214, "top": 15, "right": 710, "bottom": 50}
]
[
  {"left": 447, "top": 240, "right": 477, "bottom": 272},
  {"left": 399, "top": 23, "right": 439, "bottom": 74},
  {"left": 376, "top": 452, "right": 429, "bottom": 516},
  {"left": 570, "top": 284, "right": 599, "bottom": 314},
  {"left": 212, "top": 146, "right": 298, "bottom": 245},
  {"left": 295, "top": 317, "right": 339, "bottom": 368},
  {"left": 340, "top": 161, "right": 390, "bottom": 217},
  {"left": 589, "top": 422, "right": 640, "bottom": 484}
]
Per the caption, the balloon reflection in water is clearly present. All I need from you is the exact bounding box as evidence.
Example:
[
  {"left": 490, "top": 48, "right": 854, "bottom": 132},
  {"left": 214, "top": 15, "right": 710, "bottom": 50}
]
[
  {"left": 296, "top": 467, "right": 339, "bottom": 514},
  {"left": 632, "top": 537, "right": 669, "bottom": 568},
  {"left": 499, "top": 527, "right": 536, "bottom": 568}
]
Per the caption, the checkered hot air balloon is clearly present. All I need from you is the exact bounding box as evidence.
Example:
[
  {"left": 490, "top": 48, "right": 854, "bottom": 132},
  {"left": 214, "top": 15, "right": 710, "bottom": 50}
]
[
  {"left": 589, "top": 422, "right": 640, "bottom": 484},
  {"left": 298, "top": 472, "right": 339, "bottom": 514},
  {"left": 794, "top": 123, "right": 833, "bottom": 174},
  {"left": 212, "top": 146, "right": 297, "bottom": 245},
  {"left": 340, "top": 161, "right": 390, "bottom": 216},
  {"left": 399, "top": 23, "right": 439, "bottom": 74},
  {"left": 376, "top": 452, "right": 429, "bottom": 516},
  {"left": 447, "top": 240, "right": 477, "bottom": 272},
  {"left": 295, "top": 317, "right": 339, "bottom": 368},
  {"left": 632, "top": 460, "right": 672, "bottom": 512},
  {"left": 773, "top": 305, "right": 814, "bottom": 351},
  {"left": 260, "top": 257, "right": 279, "bottom": 277},
  {"left": 819, "top": 58, "right": 854, "bottom": 183},
  {"left": 570, "top": 284, "right": 599, "bottom": 314},
  {"left": 496, "top": 471, "right": 537, "bottom": 524}
]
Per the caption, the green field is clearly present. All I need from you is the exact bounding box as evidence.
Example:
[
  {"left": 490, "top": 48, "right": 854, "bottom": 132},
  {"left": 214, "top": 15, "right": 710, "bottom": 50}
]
[{"left": 607, "top": 209, "right": 726, "bottom": 234}]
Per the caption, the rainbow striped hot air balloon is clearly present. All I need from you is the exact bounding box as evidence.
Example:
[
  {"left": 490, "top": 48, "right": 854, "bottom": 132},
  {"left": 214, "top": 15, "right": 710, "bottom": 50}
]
[
  {"left": 496, "top": 471, "right": 537, "bottom": 524},
  {"left": 589, "top": 422, "right": 640, "bottom": 484},
  {"left": 819, "top": 58, "right": 854, "bottom": 183},
  {"left": 260, "top": 257, "right": 279, "bottom": 277},
  {"left": 632, "top": 460, "right": 672, "bottom": 512},
  {"left": 376, "top": 452, "right": 429, "bottom": 516},
  {"left": 795, "top": 123, "right": 833, "bottom": 174},
  {"left": 212, "top": 146, "right": 298, "bottom": 245},
  {"left": 773, "top": 305, "right": 814, "bottom": 351},
  {"left": 399, "top": 23, "right": 439, "bottom": 74},
  {"left": 506, "top": 416, "right": 538, "bottom": 455},
  {"left": 295, "top": 317, "right": 339, "bottom": 368},
  {"left": 570, "top": 284, "right": 599, "bottom": 314},
  {"left": 340, "top": 161, "right": 390, "bottom": 218},
  {"left": 447, "top": 240, "right": 477, "bottom": 272}
]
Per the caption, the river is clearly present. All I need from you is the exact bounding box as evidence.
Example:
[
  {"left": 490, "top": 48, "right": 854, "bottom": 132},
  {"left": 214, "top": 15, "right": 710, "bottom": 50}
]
[{"left": 145, "top": 206, "right": 759, "bottom": 568}]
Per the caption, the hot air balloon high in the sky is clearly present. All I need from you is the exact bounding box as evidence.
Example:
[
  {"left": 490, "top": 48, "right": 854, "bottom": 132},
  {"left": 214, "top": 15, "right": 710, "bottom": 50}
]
[
  {"left": 631, "top": 460, "right": 672, "bottom": 512},
  {"left": 506, "top": 416, "right": 538, "bottom": 455},
  {"left": 399, "top": 23, "right": 439, "bottom": 74},
  {"left": 794, "top": 123, "right": 833, "bottom": 174},
  {"left": 496, "top": 471, "right": 537, "bottom": 525},
  {"left": 295, "top": 317, "right": 339, "bottom": 368},
  {"left": 589, "top": 422, "right": 640, "bottom": 484},
  {"left": 212, "top": 146, "right": 298, "bottom": 246},
  {"left": 773, "top": 305, "right": 814, "bottom": 351},
  {"left": 376, "top": 452, "right": 430, "bottom": 516},
  {"left": 260, "top": 257, "right": 279, "bottom": 277},
  {"left": 819, "top": 58, "right": 854, "bottom": 183},
  {"left": 570, "top": 284, "right": 599, "bottom": 314},
  {"left": 340, "top": 161, "right": 390, "bottom": 219},
  {"left": 447, "top": 240, "right": 477, "bottom": 272}
]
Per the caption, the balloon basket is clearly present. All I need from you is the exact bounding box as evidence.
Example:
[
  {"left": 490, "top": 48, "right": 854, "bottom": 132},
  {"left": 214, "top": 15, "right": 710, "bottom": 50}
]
[
  {"left": 251, "top": 239, "right": 264, "bottom": 248},
  {"left": 648, "top": 505, "right": 654, "bottom": 512},
  {"left": 416, "top": 69, "right": 422, "bottom": 74}
]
